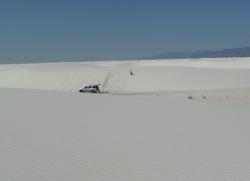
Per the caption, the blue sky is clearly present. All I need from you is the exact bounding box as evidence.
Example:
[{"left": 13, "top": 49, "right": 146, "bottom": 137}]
[{"left": 0, "top": 0, "right": 250, "bottom": 63}]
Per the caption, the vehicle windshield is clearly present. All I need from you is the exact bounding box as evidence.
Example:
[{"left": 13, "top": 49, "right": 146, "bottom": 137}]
[{"left": 83, "top": 85, "right": 99, "bottom": 89}]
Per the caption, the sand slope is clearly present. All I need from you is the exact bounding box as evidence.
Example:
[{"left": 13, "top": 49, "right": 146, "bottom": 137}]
[{"left": 0, "top": 58, "right": 250, "bottom": 97}]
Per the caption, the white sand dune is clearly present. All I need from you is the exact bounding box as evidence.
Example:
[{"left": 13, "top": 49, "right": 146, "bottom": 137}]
[
  {"left": 0, "top": 58, "right": 250, "bottom": 98},
  {"left": 1, "top": 58, "right": 250, "bottom": 180}
]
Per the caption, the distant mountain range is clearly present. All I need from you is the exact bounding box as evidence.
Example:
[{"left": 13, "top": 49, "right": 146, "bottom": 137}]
[{"left": 145, "top": 47, "right": 250, "bottom": 60}]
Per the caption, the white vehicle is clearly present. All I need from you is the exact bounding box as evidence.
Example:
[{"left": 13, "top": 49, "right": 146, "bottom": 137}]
[{"left": 79, "top": 84, "right": 101, "bottom": 93}]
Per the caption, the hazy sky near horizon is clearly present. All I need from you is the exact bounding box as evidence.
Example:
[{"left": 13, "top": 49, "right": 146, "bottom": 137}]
[{"left": 1, "top": 0, "right": 250, "bottom": 63}]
